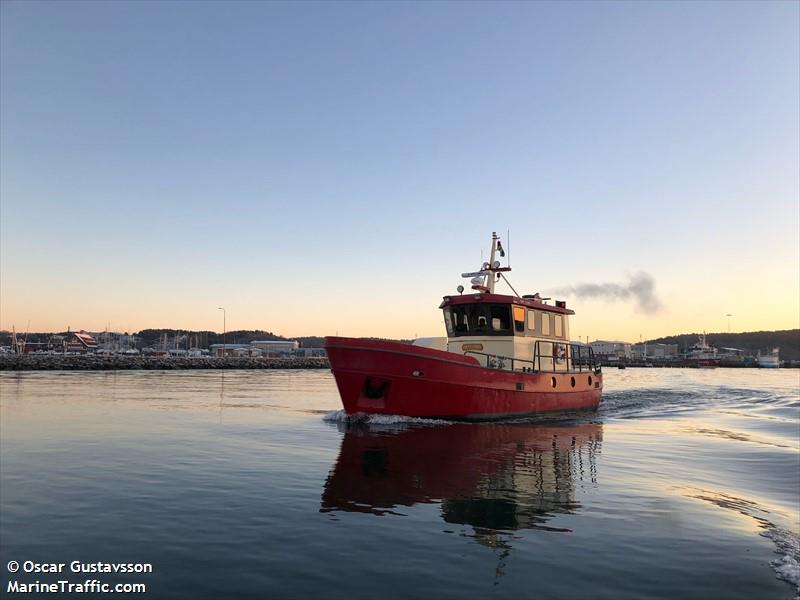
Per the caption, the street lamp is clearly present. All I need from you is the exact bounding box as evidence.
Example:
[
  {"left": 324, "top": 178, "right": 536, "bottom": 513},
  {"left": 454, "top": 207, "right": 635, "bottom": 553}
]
[
  {"left": 725, "top": 313, "right": 733, "bottom": 333},
  {"left": 218, "top": 307, "right": 226, "bottom": 357}
]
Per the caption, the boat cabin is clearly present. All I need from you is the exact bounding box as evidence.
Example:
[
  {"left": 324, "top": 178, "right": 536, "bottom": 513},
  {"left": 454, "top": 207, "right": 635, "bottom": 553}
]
[
  {"left": 431, "top": 232, "right": 592, "bottom": 373},
  {"left": 440, "top": 293, "right": 574, "bottom": 372}
]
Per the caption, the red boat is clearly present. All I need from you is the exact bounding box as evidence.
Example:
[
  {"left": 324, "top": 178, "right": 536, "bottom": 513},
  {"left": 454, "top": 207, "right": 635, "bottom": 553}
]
[{"left": 325, "top": 233, "right": 603, "bottom": 419}]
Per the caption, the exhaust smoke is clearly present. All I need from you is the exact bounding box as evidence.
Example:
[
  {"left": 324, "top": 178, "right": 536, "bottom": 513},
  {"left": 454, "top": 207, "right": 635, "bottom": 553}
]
[{"left": 551, "top": 271, "right": 662, "bottom": 314}]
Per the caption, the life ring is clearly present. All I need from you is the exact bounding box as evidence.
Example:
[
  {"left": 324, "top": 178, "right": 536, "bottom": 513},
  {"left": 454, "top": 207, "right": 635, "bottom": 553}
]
[{"left": 554, "top": 343, "right": 567, "bottom": 364}]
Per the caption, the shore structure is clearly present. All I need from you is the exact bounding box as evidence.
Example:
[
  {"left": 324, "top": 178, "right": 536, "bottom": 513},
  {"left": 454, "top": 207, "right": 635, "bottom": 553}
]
[
  {"left": 582, "top": 337, "right": 790, "bottom": 368},
  {"left": 0, "top": 354, "right": 329, "bottom": 371}
]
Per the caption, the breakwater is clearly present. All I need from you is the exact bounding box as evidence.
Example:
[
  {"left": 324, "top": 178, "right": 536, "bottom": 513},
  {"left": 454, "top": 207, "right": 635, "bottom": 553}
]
[{"left": 0, "top": 354, "right": 330, "bottom": 371}]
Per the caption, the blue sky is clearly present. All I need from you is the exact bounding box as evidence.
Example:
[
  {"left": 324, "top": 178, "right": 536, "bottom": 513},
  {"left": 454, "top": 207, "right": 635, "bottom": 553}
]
[{"left": 1, "top": 1, "right": 798, "bottom": 340}]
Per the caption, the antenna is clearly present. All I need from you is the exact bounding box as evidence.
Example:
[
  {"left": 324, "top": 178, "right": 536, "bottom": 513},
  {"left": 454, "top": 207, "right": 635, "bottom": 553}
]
[{"left": 507, "top": 229, "right": 510, "bottom": 268}]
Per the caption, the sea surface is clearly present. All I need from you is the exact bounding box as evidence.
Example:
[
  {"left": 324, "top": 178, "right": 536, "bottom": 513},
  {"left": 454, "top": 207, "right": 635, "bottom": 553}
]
[{"left": 1, "top": 368, "right": 798, "bottom": 599}]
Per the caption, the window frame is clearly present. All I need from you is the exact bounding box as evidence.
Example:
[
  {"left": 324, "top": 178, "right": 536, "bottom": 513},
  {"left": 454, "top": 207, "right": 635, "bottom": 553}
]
[
  {"left": 526, "top": 309, "right": 537, "bottom": 332},
  {"left": 443, "top": 303, "right": 514, "bottom": 337},
  {"left": 541, "top": 311, "right": 551, "bottom": 336},
  {"left": 513, "top": 305, "right": 525, "bottom": 333}
]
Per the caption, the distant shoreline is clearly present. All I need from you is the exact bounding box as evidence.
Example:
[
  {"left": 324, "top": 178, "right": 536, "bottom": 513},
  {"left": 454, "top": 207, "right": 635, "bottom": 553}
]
[
  {"left": 1, "top": 354, "right": 795, "bottom": 372},
  {"left": 0, "top": 355, "right": 330, "bottom": 371}
]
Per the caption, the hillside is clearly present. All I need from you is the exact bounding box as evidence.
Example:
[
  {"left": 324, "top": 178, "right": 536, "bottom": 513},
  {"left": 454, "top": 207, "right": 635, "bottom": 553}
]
[
  {"left": 646, "top": 329, "right": 800, "bottom": 362},
  {"left": 122, "top": 329, "right": 289, "bottom": 348}
]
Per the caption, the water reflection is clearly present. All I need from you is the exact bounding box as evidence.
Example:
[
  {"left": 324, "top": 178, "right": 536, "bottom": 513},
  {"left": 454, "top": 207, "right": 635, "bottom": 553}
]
[{"left": 321, "top": 421, "right": 603, "bottom": 536}]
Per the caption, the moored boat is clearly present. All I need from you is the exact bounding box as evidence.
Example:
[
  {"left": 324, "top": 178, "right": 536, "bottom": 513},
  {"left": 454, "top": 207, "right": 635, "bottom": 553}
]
[
  {"left": 685, "top": 333, "right": 720, "bottom": 368},
  {"left": 325, "top": 233, "right": 603, "bottom": 419},
  {"left": 757, "top": 348, "right": 780, "bottom": 368}
]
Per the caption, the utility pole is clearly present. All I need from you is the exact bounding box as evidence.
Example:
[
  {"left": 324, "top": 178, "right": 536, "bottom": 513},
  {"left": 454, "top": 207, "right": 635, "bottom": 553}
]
[{"left": 218, "top": 307, "right": 226, "bottom": 357}]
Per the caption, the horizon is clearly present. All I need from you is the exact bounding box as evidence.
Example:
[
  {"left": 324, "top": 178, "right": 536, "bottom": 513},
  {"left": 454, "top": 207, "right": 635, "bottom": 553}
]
[{"left": 2, "top": 2, "right": 798, "bottom": 339}]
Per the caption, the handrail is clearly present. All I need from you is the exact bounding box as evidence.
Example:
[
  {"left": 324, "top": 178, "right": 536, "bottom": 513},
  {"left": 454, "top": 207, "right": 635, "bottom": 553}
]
[
  {"left": 550, "top": 341, "right": 600, "bottom": 373},
  {"left": 463, "top": 351, "right": 536, "bottom": 372},
  {"left": 464, "top": 343, "right": 600, "bottom": 375}
]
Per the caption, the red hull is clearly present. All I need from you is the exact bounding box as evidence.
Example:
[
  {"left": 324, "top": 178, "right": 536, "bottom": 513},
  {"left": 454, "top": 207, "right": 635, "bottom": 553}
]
[{"left": 325, "top": 336, "right": 603, "bottom": 419}]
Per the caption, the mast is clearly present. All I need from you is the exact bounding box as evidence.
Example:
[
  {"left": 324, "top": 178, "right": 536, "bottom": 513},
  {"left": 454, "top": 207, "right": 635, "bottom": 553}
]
[
  {"left": 487, "top": 232, "right": 498, "bottom": 293},
  {"left": 461, "top": 232, "right": 510, "bottom": 295}
]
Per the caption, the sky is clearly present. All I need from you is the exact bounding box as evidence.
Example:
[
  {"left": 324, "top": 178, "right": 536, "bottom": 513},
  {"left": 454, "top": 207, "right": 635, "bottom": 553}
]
[{"left": 1, "top": 1, "right": 798, "bottom": 341}]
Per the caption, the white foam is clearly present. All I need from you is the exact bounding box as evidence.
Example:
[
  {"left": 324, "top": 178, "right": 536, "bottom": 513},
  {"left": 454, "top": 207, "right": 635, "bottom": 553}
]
[
  {"left": 761, "top": 526, "right": 800, "bottom": 593},
  {"left": 323, "top": 409, "right": 449, "bottom": 427}
]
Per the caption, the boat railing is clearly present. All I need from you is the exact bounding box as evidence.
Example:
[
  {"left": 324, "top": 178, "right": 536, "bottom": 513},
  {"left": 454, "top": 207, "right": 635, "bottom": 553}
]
[
  {"left": 463, "top": 351, "right": 535, "bottom": 372},
  {"left": 464, "top": 343, "right": 600, "bottom": 375},
  {"left": 535, "top": 341, "right": 599, "bottom": 374}
]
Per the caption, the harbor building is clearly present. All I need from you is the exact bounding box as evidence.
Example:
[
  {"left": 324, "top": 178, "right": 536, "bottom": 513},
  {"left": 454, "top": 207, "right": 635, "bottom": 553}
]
[
  {"left": 296, "top": 347, "right": 327, "bottom": 358},
  {"left": 67, "top": 332, "right": 99, "bottom": 353},
  {"left": 209, "top": 344, "right": 262, "bottom": 357},
  {"left": 250, "top": 340, "right": 300, "bottom": 356},
  {"left": 589, "top": 340, "right": 631, "bottom": 360},
  {"left": 630, "top": 343, "right": 679, "bottom": 359},
  {"left": 209, "top": 340, "right": 299, "bottom": 357}
]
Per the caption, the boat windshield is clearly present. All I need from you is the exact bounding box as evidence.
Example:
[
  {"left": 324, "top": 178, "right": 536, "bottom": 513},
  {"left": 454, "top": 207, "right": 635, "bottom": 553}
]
[{"left": 444, "top": 304, "right": 512, "bottom": 337}]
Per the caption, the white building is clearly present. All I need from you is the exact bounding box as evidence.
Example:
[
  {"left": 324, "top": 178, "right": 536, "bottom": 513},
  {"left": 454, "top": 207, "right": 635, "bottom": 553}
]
[
  {"left": 295, "top": 347, "right": 327, "bottom": 358},
  {"left": 250, "top": 340, "right": 299, "bottom": 356},
  {"left": 209, "top": 340, "right": 300, "bottom": 357},
  {"left": 209, "top": 343, "right": 260, "bottom": 357},
  {"left": 631, "top": 343, "right": 679, "bottom": 359},
  {"left": 590, "top": 340, "right": 631, "bottom": 359}
]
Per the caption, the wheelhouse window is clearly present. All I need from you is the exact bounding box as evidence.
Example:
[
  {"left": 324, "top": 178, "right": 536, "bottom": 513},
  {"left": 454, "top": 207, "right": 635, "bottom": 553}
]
[
  {"left": 541, "top": 312, "right": 551, "bottom": 336},
  {"left": 489, "top": 305, "right": 511, "bottom": 332},
  {"left": 554, "top": 315, "right": 563, "bottom": 337},
  {"left": 527, "top": 309, "right": 537, "bottom": 332},
  {"left": 444, "top": 303, "right": 512, "bottom": 337},
  {"left": 443, "top": 308, "right": 454, "bottom": 336},
  {"left": 513, "top": 306, "right": 525, "bottom": 333}
]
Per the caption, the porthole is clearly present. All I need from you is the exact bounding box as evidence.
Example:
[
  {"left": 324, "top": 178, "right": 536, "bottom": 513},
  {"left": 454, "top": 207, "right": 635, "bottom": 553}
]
[
  {"left": 588, "top": 376, "right": 593, "bottom": 386},
  {"left": 550, "top": 376, "right": 557, "bottom": 388},
  {"left": 570, "top": 376, "right": 576, "bottom": 388}
]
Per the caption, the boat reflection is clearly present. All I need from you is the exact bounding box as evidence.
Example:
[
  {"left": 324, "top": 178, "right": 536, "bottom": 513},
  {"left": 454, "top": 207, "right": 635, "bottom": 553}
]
[{"left": 321, "top": 421, "right": 603, "bottom": 536}]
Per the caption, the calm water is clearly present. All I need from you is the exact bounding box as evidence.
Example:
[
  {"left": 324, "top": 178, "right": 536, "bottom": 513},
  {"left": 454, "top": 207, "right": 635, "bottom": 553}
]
[{"left": 1, "top": 368, "right": 798, "bottom": 599}]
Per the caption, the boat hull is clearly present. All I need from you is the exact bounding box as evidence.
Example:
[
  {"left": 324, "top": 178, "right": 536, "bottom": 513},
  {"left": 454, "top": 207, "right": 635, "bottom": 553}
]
[
  {"left": 696, "top": 359, "right": 720, "bottom": 369},
  {"left": 325, "top": 336, "right": 603, "bottom": 419},
  {"left": 758, "top": 356, "right": 780, "bottom": 368}
]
